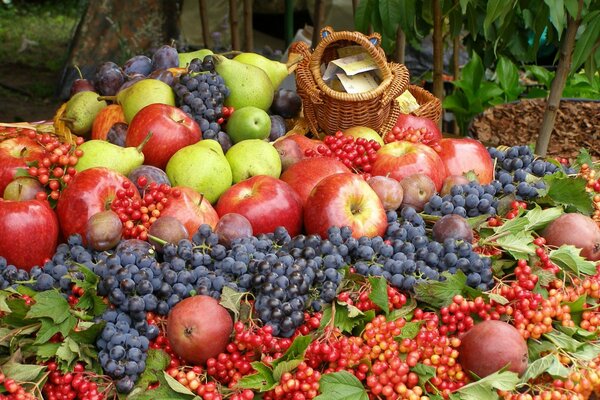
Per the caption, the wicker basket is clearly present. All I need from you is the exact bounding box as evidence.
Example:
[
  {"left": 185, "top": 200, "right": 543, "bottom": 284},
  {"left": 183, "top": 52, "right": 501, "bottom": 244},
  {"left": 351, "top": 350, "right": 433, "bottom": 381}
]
[
  {"left": 379, "top": 84, "right": 443, "bottom": 136},
  {"left": 292, "top": 26, "right": 410, "bottom": 136}
]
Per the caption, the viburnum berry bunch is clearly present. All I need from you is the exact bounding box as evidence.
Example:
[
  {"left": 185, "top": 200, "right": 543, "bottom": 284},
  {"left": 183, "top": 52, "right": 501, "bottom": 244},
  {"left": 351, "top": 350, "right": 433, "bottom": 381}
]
[
  {"left": 304, "top": 131, "right": 381, "bottom": 177},
  {"left": 337, "top": 285, "right": 407, "bottom": 313},
  {"left": 110, "top": 178, "right": 181, "bottom": 240},
  {"left": 42, "top": 361, "right": 109, "bottom": 400}
]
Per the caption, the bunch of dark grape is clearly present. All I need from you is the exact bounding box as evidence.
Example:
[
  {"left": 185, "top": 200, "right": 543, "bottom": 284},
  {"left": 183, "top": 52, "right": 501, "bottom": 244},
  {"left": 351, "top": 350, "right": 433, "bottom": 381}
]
[
  {"left": 424, "top": 181, "right": 502, "bottom": 217},
  {"left": 173, "top": 57, "right": 233, "bottom": 152},
  {"left": 0, "top": 258, "right": 29, "bottom": 290},
  {"left": 96, "top": 309, "right": 149, "bottom": 393},
  {"left": 488, "top": 145, "right": 576, "bottom": 200}
]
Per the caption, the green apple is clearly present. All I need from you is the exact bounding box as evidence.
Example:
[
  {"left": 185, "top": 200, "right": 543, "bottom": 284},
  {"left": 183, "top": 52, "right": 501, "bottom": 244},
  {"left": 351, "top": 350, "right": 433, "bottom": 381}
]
[
  {"left": 178, "top": 49, "right": 214, "bottom": 68},
  {"left": 226, "top": 139, "right": 281, "bottom": 183},
  {"left": 166, "top": 139, "right": 232, "bottom": 204},
  {"left": 226, "top": 106, "right": 271, "bottom": 143},
  {"left": 343, "top": 126, "right": 385, "bottom": 147}
]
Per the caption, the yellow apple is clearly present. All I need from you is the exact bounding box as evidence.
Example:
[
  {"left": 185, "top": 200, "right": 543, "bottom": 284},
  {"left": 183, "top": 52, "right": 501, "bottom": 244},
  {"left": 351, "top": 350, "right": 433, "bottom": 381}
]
[{"left": 343, "top": 126, "right": 385, "bottom": 147}]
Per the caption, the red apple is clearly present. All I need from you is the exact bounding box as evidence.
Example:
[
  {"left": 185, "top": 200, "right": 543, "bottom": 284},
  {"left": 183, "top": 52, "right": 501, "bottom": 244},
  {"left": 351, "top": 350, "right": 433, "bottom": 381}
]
[
  {"left": 372, "top": 141, "right": 447, "bottom": 191},
  {"left": 388, "top": 114, "right": 442, "bottom": 148},
  {"left": 273, "top": 137, "right": 303, "bottom": 171},
  {"left": 438, "top": 138, "right": 494, "bottom": 184},
  {"left": 216, "top": 175, "right": 303, "bottom": 236},
  {"left": 0, "top": 199, "right": 59, "bottom": 270},
  {"left": 91, "top": 104, "right": 126, "bottom": 140},
  {"left": 125, "top": 103, "right": 202, "bottom": 170},
  {"left": 367, "top": 175, "right": 404, "bottom": 211},
  {"left": 167, "top": 295, "right": 233, "bottom": 364},
  {"left": 0, "top": 135, "right": 46, "bottom": 195},
  {"left": 56, "top": 167, "right": 139, "bottom": 243},
  {"left": 160, "top": 186, "right": 219, "bottom": 239},
  {"left": 280, "top": 157, "right": 351, "bottom": 207},
  {"left": 304, "top": 173, "right": 387, "bottom": 239}
]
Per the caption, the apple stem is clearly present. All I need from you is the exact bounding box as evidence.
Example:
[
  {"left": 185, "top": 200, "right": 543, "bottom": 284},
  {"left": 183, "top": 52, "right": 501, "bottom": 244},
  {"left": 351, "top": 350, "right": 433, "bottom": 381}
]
[
  {"left": 147, "top": 234, "right": 168, "bottom": 246},
  {"left": 136, "top": 131, "right": 154, "bottom": 153},
  {"left": 97, "top": 95, "right": 117, "bottom": 102},
  {"left": 73, "top": 64, "right": 84, "bottom": 80},
  {"left": 60, "top": 117, "right": 76, "bottom": 123}
]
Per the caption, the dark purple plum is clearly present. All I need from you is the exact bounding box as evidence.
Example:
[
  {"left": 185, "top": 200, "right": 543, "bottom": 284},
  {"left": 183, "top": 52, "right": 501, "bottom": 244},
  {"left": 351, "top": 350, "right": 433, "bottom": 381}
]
[
  {"left": 148, "top": 69, "right": 175, "bottom": 86},
  {"left": 216, "top": 131, "right": 233, "bottom": 152},
  {"left": 86, "top": 210, "right": 122, "bottom": 251},
  {"left": 269, "top": 115, "right": 287, "bottom": 141},
  {"left": 95, "top": 62, "right": 125, "bottom": 96},
  {"left": 148, "top": 216, "right": 189, "bottom": 252},
  {"left": 152, "top": 45, "right": 179, "bottom": 70},
  {"left": 270, "top": 89, "right": 302, "bottom": 118},
  {"left": 128, "top": 165, "right": 171, "bottom": 193},
  {"left": 123, "top": 55, "right": 153, "bottom": 76},
  {"left": 432, "top": 214, "right": 473, "bottom": 243},
  {"left": 106, "top": 122, "right": 128, "bottom": 147}
]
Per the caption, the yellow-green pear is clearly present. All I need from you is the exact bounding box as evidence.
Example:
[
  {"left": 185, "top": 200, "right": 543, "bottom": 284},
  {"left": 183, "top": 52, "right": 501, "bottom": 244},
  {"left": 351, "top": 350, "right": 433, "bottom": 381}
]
[
  {"left": 165, "top": 140, "right": 232, "bottom": 204},
  {"left": 226, "top": 139, "right": 281, "bottom": 183},
  {"left": 212, "top": 55, "right": 274, "bottom": 111},
  {"left": 233, "top": 52, "right": 289, "bottom": 89},
  {"left": 179, "top": 48, "right": 214, "bottom": 68},
  {"left": 100, "top": 79, "right": 176, "bottom": 123},
  {"left": 75, "top": 133, "right": 152, "bottom": 175},
  {"left": 62, "top": 91, "right": 107, "bottom": 137}
]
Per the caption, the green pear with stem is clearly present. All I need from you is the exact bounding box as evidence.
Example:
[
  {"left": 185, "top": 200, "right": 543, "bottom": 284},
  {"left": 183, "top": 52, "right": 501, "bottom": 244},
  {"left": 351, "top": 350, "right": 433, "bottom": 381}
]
[
  {"left": 233, "top": 52, "right": 290, "bottom": 89},
  {"left": 212, "top": 54, "right": 274, "bottom": 111},
  {"left": 98, "top": 79, "right": 175, "bottom": 123},
  {"left": 62, "top": 91, "right": 107, "bottom": 137},
  {"left": 75, "top": 132, "right": 153, "bottom": 175}
]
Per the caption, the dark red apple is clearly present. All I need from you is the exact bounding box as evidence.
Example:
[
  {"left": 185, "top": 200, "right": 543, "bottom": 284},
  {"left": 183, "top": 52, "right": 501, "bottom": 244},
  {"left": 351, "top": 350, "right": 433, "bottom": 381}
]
[
  {"left": 284, "top": 134, "right": 322, "bottom": 156},
  {"left": 304, "top": 173, "right": 387, "bottom": 239},
  {"left": 148, "top": 216, "right": 189, "bottom": 252},
  {"left": 125, "top": 103, "right": 202, "bottom": 170},
  {"left": 273, "top": 137, "right": 303, "bottom": 171},
  {"left": 91, "top": 104, "right": 126, "bottom": 140},
  {"left": 543, "top": 213, "right": 600, "bottom": 261},
  {"left": 214, "top": 213, "right": 253, "bottom": 247},
  {"left": 56, "top": 167, "right": 139, "bottom": 243},
  {"left": 160, "top": 186, "right": 219, "bottom": 239},
  {"left": 367, "top": 175, "right": 404, "bottom": 211},
  {"left": 438, "top": 138, "right": 494, "bottom": 185},
  {"left": 0, "top": 135, "right": 46, "bottom": 195},
  {"left": 280, "top": 157, "right": 351, "bottom": 207},
  {"left": 216, "top": 175, "right": 303, "bottom": 236},
  {"left": 372, "top": 141, "right": 447, "bottom": 191},
  {"left": 399, "top": 174, "right": 437, "bottom": 212},
  {"left": 166, "top": 295, "right": 233, "bottom": 364},
  {"left": 0, "top": 198, "right": 59, "bottom": 270}
]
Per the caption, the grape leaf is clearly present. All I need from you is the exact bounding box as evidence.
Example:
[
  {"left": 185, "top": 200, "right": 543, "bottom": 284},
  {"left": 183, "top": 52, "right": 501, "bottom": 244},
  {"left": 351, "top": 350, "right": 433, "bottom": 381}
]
[
  {"left": 519, "top": 354, "right": 554, "bottom": 383},
  {"left": 574, "top": 148, "right": 593, "bottom": 169},
  {"left": 394, "top": 320, "right": 423, "bottom": 340},
  {"left": 273, "top": 360, "right": 303, "bottom": 382},
  {"left": 543, "top": 330, "right": 582, "bottom": 352},
  {"left": 495, "top": 231, "right": 535, "bottom": 260},
  {"left": 34, "top": 342, "right": 61, "bottom": 360},
  {"left": 523, "top": 205, "right": 563, "bottom": 231},
  {"left": 69, "top": 320, "right": 105, "bottom": 344},
  {"left": 541, "top": 173, "right": 594, "bottom": 215},
  {"left": 219, "top": 286, "right": 246, "bottom": 321},
  {"left": 571, "top": 343, "right": 600, "bottom": 361},
  {"left": 320, "top": 301, "right": 368, "bottom": 334},
  {"left": 547, "top": 356, "right": 570, "bottom": 378},
  {"left": 236, "top": 362, "right": 277, "bottom": 392},
  {"left": 368, "top": 276, "right": 389, "bottom": 315},
  {"left": 413, "top": 363, "right": 436, "bottom": 386},
  {"left": 414, "top": 271, "right": 469, "bottom": 308},
  {"left": 134, "top": 349, "right": 171, "bottom": 390},
  {"left": 1, "top": 360, "right": 47, "bottom": 383},
  {"left": 271, "top": 335, "right": 312, "bottom": 370},
  {"left": 314, "top": 371, "right": 369, "bottom": 400},
  {"left": 455, "top": 370, "right": 520, "bottom": 400},
  {"left": 549, "top": 245, "right": 597, "bottom": 276},
  {"left": 26, "top": 290, "right": 70, "bottom": 323}
]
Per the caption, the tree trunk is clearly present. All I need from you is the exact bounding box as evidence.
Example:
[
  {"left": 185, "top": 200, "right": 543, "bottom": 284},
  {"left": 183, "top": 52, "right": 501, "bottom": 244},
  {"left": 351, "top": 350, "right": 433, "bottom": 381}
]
[
  {"left": 432, "top": 0, "right": 444, "bottom": 128},
  {"left": 535, "top": 0, "right": 582, "bottom": 156},
  {"left": 229, "top": 0, "right": 241, "bottom": 50},
  {"left": 452, "top": 31, "right": 460, "bottom": 134},
  {"left": 198, "top": 0, "right": 211, "bottom": 49},
  {"left": 311, "top": 0, "right": 326, "bottom": 49},
  {"left": 395, "top": 27, "right": 406, "bottom": 64},
  {"left": 59, "top": 0, "right": 182, "bottom": 99},
  {"left": 243, "top": 0, "right": 254, "bottom": 52}
]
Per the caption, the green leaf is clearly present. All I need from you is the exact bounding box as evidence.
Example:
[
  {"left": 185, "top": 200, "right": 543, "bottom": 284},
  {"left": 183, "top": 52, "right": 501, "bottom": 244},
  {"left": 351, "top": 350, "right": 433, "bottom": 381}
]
[
  {"left": 460, "top": 52, "right": 485, "bottom": 96},
  {"left": 34, "top": 318, "right": 62, "bottom": 345},
  {"left": 34, "top": 342, "right": 61, "bottom": 360},
  {"left": 69, "top": 321, "right": 105, "bottom": 345},
  {"left": 1, "top": 360, "right": 47, "bottom": 383},
  {"left": 572, "top": 11, "right": 600, "bottom": 71},
  {"left": 219, "top": 286, "right": 246, "bottom": 321},
  {"left": 544, "top": 330, "right": 583, "bottom": 352},
  {"left": 387, "top": 297, "right": 416, "bottom": 321},
  {"left": 236, "top": 362, "right": 277, "bottom": 392},
  {"left": 26, "top": 290, "right": 70, "bottom": 324},
  {"left": 379, "top": 0, "right": 402, "bottom": 38},
  {"left": 484, "top": 0, "right": 516, "bottom": 39},
  {"left": 394, "top": 320, "right": 423, "bottom": 341},
  {"left": 496, "top": 56, "right": 522, "bottom": 99},
  {"left": 523, "top": 205, "right": 564, "bottom": 231},
  {"left": 488, "top": 293, "right": 509, "bottom": 305},
  {"left": 314, "top": 371, "right": 369, "bottom": 400},
  {"left": 519, "top": 354, "right": 555, "bottom": 383},
  {"left": 134, "top": 349, "right": 171, "bottom": 390},
  {"left": 273, "top": 360, "right": 303, "bottom": 382},
  {"left": 557, "top": 325, "right": 598, "bottom": 340},
  {"left": 354, "top": 0, "right": 376, "bottom": 33},
  {"left": 0, "top": 291, "right": 9, "bottom": 313},
  {"left": 320, "top": 302, "right": 368, "bottom": 334},
  {"left": 565, "top": 0, "right": 580, "bottom": 17},
  {"left": 547, "top": 356, "right": 570, "bottom": 378},
  {"left": 128, "top": 372, "right": 197, "bottom": 400},
  {"left": 493, "top": 214, "right": 529, "bottom": 235},
  {"left": 414, "top": 271, "right": 469, "bottom": 308},
  {"left": 413, "top": 363, "right": 436, "bottom": 386},
  {"left": 549, "top": 245, "right": 597, "bottom": 276},
  {"left": 75, "top": 290, "right": 107, "bottom": 316},
  {"left": 495, "top": 231, "right": 535, "bottom": 260},
  {"left": 544, "top": 0, "right": 567, "bottom": 38},
  {"left": 527, "top": 339, "right": 557, "bottom": 360},
  {"left": 542, "top": 174, "right": 594, "bottom": 215},
  {"left": 368, "top": 276, "right": 389, "bottom": 315},
  {"left": 272, "top": 335, "right": 312, "bottom": 370},
  {"left": 55, "top": 338, "right": 78, "bottom": 367},
  {"left": 456, "top": 370, "right": 520, "bottom": 400},
  {"left": 532, "top": 266, "right": 556, "bottom": 287},
  {"left": 571, "top": 343, "right": 600, "bottom": 361}
]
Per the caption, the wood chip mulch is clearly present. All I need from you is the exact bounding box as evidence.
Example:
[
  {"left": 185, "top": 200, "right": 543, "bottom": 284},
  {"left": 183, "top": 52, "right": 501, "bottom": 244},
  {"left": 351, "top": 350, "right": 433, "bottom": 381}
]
[{"left": 469, "top": 98, "right": 600, "bottom": 160}]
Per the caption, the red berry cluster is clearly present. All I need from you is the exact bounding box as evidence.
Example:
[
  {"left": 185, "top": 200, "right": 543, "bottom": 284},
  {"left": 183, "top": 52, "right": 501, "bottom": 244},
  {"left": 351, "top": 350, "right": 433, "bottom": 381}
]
[
  {"left": 0, "top": 372, "right": 37, "bottom": 400},
  {"left": 110, "top": 179, "right": 181, "bottom": 240},
  {"left": 337, "top": 285, "right": 407, "bottom": 313},
  {"left": 263, "top": 362, "right": 321, "bottom": 400},
  {"left": 384, "top": 126, "right": 442, "bottom": 151},
  {"left": 439, "top": 295, "right": 497, "bottom": 336},
  {"left": 42, "top": 361, "right": 106, "bottom": 400},
  {"left": 217, "top": 106, "right": 235, "bottom": 125},
  {"left": 304, "top": 131, "right": 381, "bottom": 177},
  {"left": 305, "top": 333, "right": 370, "bottom": 373}
]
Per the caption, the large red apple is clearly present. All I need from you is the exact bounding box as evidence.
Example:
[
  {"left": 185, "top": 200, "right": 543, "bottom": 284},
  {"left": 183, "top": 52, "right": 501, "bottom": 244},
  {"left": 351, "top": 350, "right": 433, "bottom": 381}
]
[
  {"left": 0, "top": 199, "right": 58, "bottom": 270},
  {"left": 372, "top": 141, "right": 447, "bottom": 191},
  {"left": 280, "top": 157, "right": 351, "bottom": 206},
  {"left": 125, "top": 103, "right": 201, "bottom": 170},
  {"left": 216, "top": 175, "right": 303, "bottom": 236},
  {"left": 438, "top": 138, "right": 494, "bottom": 184},
  {"left": 0, "top": 135, "right": 46, "bottom": 195},
  {"left": 160, "top": 186, "right": 219, "bottom": 239},
  {"left": 56, "top": 167, "right": 139, "bottom": 243},
  {"left": 91, "top": 104, "right": 126, "bottom": 140},
  {"left": 167, "top": 295, "right": 233, "bottom": 364},
  {"left": 304, "top": 173, "right": 387, "bottom": 239}
]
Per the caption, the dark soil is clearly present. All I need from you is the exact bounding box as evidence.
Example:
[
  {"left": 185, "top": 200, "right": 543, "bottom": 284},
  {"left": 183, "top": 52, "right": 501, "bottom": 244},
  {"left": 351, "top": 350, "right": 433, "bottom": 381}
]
[{"left": 469, "top": 98, "right": 600, "bottom": 160}]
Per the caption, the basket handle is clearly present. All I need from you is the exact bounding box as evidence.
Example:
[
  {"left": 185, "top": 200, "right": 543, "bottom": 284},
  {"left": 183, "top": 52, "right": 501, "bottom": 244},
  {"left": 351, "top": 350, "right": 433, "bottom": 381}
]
[
  {"left": 380, "top": 63, "right": 410, "bottom": 106},
  {"left": 309, "top": 26, "right": 392, "bottom": 99}
]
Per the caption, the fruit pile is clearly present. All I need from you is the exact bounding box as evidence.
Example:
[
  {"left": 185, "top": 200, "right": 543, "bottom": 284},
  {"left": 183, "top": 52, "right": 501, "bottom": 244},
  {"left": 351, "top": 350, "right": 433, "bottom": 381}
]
[{"left": 1, "top": 41, "right": 600, "bottom": 400}]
